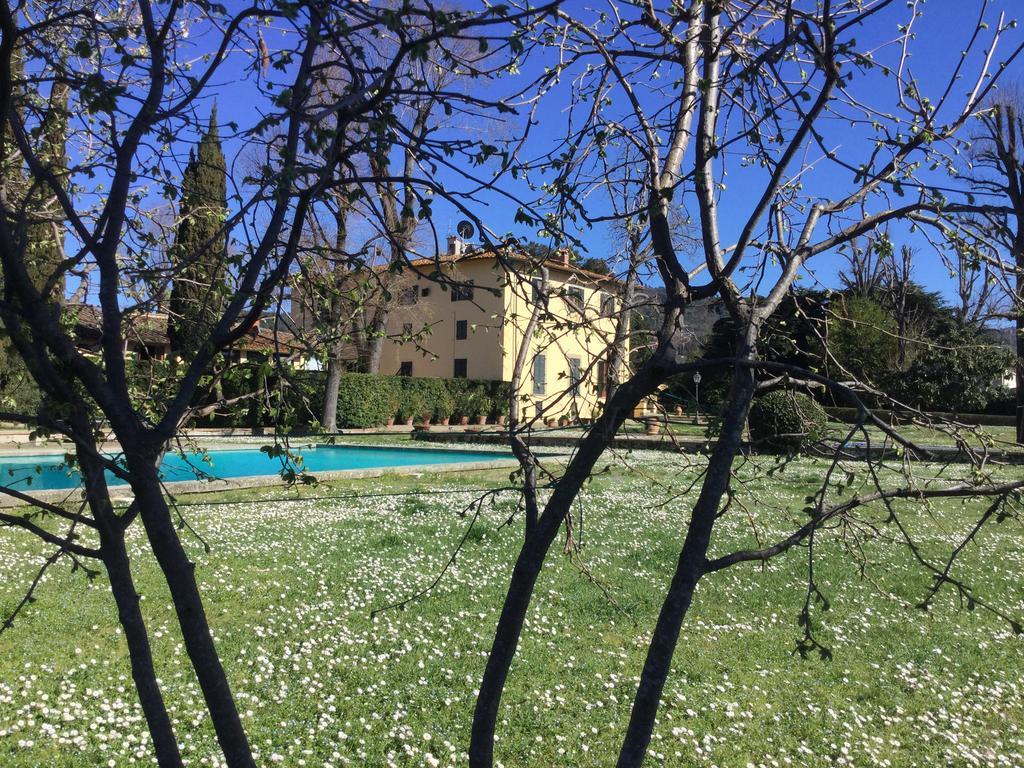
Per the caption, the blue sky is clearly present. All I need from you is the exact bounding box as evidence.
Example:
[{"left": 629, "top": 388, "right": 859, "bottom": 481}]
[{"left": 70, "top": 0, "right": 1024, "bottom": 310}]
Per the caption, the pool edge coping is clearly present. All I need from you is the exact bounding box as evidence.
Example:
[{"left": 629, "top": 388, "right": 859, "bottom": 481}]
[{"left": 0, "top": 455, "right": 522, "bottom": 507}]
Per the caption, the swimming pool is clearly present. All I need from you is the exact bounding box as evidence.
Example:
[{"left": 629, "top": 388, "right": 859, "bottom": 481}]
[{"left": 0, "top": 444, "right": 513, "bottom": 492}]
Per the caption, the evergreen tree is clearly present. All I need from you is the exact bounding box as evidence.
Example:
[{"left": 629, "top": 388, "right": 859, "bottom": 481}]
[
  {"left": 25, "top": 80, "right": 70, "bottom": 297},
  {"left": 168, "top": 107, "right": 228, "bottom": 358},
  {"left": 0, "top": 54, "right": 64, "bottom": 413}
]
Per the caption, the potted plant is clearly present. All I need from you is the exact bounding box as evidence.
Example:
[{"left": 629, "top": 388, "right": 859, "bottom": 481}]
[
  {"left": 645, "top": 417, "right": 662, "bottom": 435},
  {"left": 454, "top": 386, "right": 475, "bottom": 426},
  {"left": 433, "top": 387, "right": 455, "bottom": 426},
  {"left": 492, "top": 395, "right": 510, "bottom": 427},
  {"left": 385, "top": 386, "right": 401, "bottom": 427},
  {"left": 398, "top": 391, "right": 422, "bottom": 427},
  {"left": 471, "top": 392, "right": 491, "bottom": 425}
]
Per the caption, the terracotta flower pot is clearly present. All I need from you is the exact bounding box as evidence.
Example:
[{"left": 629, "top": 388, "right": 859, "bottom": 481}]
[
  {"left": 386, "top": 417, "right": 395, "bottom": 427},
  {"left": 645, "top": 420, "right": 661, "bottom": 435},
  {"left": 459, "top": 415, "right": 470, "bottom": 426},
  {"left": 404, "top": 417, "right": 414, "bottom": 426},
  {"left": 438, "top": 417, "right": 450, "bottom": 426},
  {"left": 475, "top": 415, "right": 487, "bottom": 425},
  {"left": 496, "top": 415, "right": 507, "bottom": 426}
]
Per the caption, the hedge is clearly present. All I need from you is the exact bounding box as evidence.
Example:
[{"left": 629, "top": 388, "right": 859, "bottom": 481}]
[
  {"left": 139, "top": 364, "right": 515, "bottom": 432},
  {"left": 335, "top": 373, "right": 399, "bottom": 428},
  {"left": 323, "top": 374, "right": 512, "bottom": 428},
  {"left": 824, "top": 406, "right": 1015, "bottom": 428}
]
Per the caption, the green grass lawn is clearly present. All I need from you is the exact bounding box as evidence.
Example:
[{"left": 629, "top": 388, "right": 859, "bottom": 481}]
[
  {"left": 617, "top": 418, "right": 1023, "bottom": 453},
  {"left": 1, "top": 451, "right": 1022, "bottom": 766}
]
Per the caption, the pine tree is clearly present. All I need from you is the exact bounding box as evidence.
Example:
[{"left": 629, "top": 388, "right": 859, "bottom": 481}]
[{"left": 168, "top": 106, "right": 228, "bottom": 359}]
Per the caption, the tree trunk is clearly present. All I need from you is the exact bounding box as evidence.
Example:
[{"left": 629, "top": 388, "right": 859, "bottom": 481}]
[
  {"left": 469, "top": 520, "right": 559, "bottom": 767},
  {"left": 1016, "top": 244, "right": 1023, "bottom": 444},
  {"left": 102, "top": 530, "right": 184, "bottom": 767},
  {"left": 1016, "top": 309, "right": 1023, "bottom": 444},
  {"left": 616, "top": 351, "right": 757, "bottom": 767},
  {"left": 83, "top": 443, "right": 183, "bottom": 768},
  {"left": 321, "top": 352, "right": 343, "bottom": 432},
  {"left": 128, "top": 460, "right": 255, "bottom": 768},
  {"left": 469, "top": 365, "right": 665, "bottom": 767},
  {"left": 606, "top": 262, "right": 638, "bottom": 401},
  {"left": 365, "top": 313, "right": 387, "bottom": 374}
]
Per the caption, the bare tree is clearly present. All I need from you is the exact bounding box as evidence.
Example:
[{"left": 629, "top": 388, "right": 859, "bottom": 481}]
[
  {"left": 958, "top": 91, "right": 1024, "bottom": 440},
  {"left": 468, "top": 3, "right": 1024, "bottom": 767},
  {"left": 885, "top": 243, "right": 915, "bottom": 369},
  {"left": 0, "top": 2, "right": 549, "bottom": 766}
]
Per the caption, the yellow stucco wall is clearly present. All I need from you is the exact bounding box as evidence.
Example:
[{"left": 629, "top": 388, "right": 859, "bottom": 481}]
[
  {"left": 378, "top": 259, "right": 506, "bottom": 380},
  {"left": 501, "top": 265, "right": 620, "bottom": 420},
  {"left": 378, "top": 256, "right": 625, "bottom": 419}
]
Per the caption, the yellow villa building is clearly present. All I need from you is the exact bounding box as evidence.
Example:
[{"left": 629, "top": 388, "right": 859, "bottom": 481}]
[{"left": 376, "top": 238, "right": 627, "bottom": 420}]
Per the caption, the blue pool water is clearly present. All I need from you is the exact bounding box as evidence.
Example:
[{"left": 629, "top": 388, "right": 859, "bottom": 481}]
[{"left": 0, "top": 445, "right": 511, "bottom": 492}]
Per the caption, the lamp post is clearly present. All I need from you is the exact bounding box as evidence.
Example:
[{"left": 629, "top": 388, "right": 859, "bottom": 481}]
[{"left": 693, "top": 372, "right": 702, "bottom": 425}]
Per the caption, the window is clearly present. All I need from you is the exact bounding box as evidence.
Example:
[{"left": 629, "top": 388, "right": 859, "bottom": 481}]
[
  {"left": 568, "top": 357, "right": 583, "bottom": 394},
  {"left": 532, "top": 354, "right": 546, "bottom": 395},
  {"left": 421, "top": 286, "right": 431, "bottom": 297},
  {"left": 596, "top": 359, "right": 608, "bottom": 398},
  {"left": 399, "top": 286, "right": 418, "bottom": 306},
  {"left": 399, "top": 361, "right": 413, "bottom": 376},
  {"left": 566, "top": 285, "right": 585, "bottom": 310},
  {"left": 402, "top": 322, "right": 413, "bottom": 337},
  {"left": 454, "top": 358, "right": 468, "bottom": 379},
  {"left": 455, "top": 320, "right": 468, "bottom": 340},
  {"left": 451, "top": 280, "right": 474, "bottom": 302}
]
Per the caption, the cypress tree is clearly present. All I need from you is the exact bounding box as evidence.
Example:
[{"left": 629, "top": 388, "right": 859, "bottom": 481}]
[
  {"left": 24, "top": 80, "right": 70, "bottom": 297},
  {"left": 168, "top": 106, "right": 228, "bottom": 359},
  {"left": 0, "top": 54, "right": 65, "bottom": 413}
]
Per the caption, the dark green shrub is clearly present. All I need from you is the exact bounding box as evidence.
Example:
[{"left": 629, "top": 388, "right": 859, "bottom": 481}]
[
  {"left": 470, "top": 389, "right": 492, "bottom": 419},
  {"left": 403, "top": 377, "right": 451, "bottom": 421},
  {"left": 396, "top": 377, "right": 424, "bottom": 422},
  {"left": 488, "top": 381, "right": 512, "bottom": 418},
  {"left": 431, "top": 382, "right": 455, "bottom": 421},
  {"left": 335, "top": 373, "right": 399, "bottom": 428},
  {"left": 747, "top": 391, "right": 827, "bottom": 453},
  {"left": 449, "top": 378, "right": 474, "bottom": 419}
]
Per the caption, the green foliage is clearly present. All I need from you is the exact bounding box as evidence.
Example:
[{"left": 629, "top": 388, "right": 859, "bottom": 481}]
[
  {"left": 891, "top": 321, "right": 1014, "bottom": 413},
  {"left": 423, "top": 378, "right": 455, "bottom": 420},
  {"left": 489, "top": 382, "right": 511, "bottom": 418},
  {"left": 748, "top": 390, "right": 827, "bottom": 453},
  {"left": 177, "top": 370, "right": 514, "bottom": 430},
  {"left": 828, "top": 295, "right": 898, "bottom": 383},
  {"left": 0, "top": 73, "right": 68, "bottom": 413},
  {"left": 576, "top": 257, "right": 610, "bottom": 274},
  {"left": 0, "top": 340, "right": 42, "bottom": 415},
  {"left": 451, "top": 381, "right": 491, "bottom": 419},
  {"left": 395, "top": 379, "right": 424, "bottom": 423},
  {"left": 168, "top": 108, "right": 229, "bottom": 358},
  {"left": 335, "top": 373, "right": 400, "bottom": 428},
  {"left": 674, "top": 291, "right": 828, "bottom": 412},
  {"left": 24, "top": 81, "right": 70, "bottom": 296}
]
